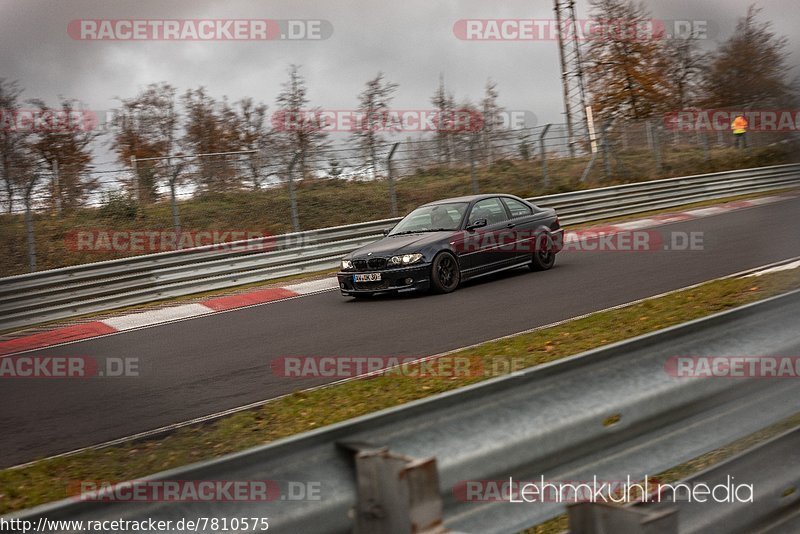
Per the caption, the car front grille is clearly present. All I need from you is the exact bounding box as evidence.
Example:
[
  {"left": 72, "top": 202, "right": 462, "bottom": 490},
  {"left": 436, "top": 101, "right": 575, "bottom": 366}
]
[
  {"left": 368, "top": 257, "right": 387, "bottom": 270},
  {"left": 353, "top": 257, "right": 388, "bottom": 271}
]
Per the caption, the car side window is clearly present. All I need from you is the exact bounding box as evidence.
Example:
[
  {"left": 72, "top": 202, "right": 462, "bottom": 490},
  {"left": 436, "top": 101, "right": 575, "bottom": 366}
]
[
  {"left": 470, "top": 198, "right": 508, "bottom": 225},
  {"left": 502, "top": 198, "right": 532, "bottom": 218}
]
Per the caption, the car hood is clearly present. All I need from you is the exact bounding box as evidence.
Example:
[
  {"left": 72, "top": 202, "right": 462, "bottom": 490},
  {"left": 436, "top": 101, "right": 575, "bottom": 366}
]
[{"left": 348, "top": 231, "right": 453, "bottom": 258}]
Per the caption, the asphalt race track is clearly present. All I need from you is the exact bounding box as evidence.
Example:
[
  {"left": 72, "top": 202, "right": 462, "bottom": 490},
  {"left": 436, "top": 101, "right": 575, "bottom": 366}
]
[{"left": 2, "top": 196, "right": 799, "bottom": 467}]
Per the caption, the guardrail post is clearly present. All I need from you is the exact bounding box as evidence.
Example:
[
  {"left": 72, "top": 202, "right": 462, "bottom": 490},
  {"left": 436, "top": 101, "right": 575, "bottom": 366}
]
[
  {"left": 539, "top": 124, "right": 552, "bottom": 189},
  {"left": 387, "top": 142, "right": 399, "bottom": 217},
  {"left": 567, "top": 503, "right": 678, "bottom": 533},
  {"left": 287, "top": 153, "right": 301, "bottom": 233},
  {"left": 353, "top": 447, "right": 447, "bottom": 534}
]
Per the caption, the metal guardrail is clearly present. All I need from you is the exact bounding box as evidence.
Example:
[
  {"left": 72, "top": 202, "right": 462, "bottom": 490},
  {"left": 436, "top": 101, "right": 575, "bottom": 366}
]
[
  {"left": 567, "top": 427, "right": 800, "bottom": 533},
  {"left": 624, "top": 426, "right": 800, "bottom": 533},
  {"left": 7, "top": 290, "right": 800, "bottom": 533},
  {"left": 1, "top": 163, "right": 798, "bottom": 330}
]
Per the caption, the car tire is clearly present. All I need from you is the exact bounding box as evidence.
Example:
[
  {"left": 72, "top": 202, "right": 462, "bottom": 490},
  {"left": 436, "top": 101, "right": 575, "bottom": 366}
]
[
  {"left": 430, "top": 252, "right": 461, "bottom": 293},
  {"left": 530, "top": 232, "right": 556, "bottom": 271}
]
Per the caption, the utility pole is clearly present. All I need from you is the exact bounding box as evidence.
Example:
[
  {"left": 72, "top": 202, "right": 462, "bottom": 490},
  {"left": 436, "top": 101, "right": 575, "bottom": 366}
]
[{"left": 554, "top": 0, "right": 589, "bottom": 157}]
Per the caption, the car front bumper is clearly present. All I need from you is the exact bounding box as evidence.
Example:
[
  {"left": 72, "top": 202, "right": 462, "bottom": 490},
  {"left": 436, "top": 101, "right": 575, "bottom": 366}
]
[{"left": 337, "top": 264, "right": 431, "bottom": 296}]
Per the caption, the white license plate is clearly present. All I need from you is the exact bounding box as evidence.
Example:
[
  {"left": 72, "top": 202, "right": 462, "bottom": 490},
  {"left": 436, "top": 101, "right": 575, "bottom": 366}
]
[{"left": 354, "top": 273, "right": 381, "bottom": 282}]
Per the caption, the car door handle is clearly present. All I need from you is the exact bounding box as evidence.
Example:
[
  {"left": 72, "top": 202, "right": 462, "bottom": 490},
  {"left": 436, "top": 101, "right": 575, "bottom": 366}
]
[{"left": 506, "top": 223, "right": 516, "bottom": 229}]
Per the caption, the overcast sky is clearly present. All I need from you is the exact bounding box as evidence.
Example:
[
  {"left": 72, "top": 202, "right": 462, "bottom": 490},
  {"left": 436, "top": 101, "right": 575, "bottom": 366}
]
[{"left": 1, "top": 0, "right": 798, "bottom": 164}]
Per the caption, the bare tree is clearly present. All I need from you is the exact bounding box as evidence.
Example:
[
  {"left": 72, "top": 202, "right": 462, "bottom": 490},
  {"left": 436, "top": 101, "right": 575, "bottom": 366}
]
[
  {"left": 430, "top": 75, "right": 456, "bottom": 166},
  {"left": 27, "top": 97, "right": 98, "bottom": 211},
  {"left": 352, "top": 72, "right": 398, "bottom": 178},
  {"left": 583, "top": 0, "right": 672, "bottom": 121},
  {"left": 700, "top": 5, "right": 796, "bottom": 108},
  {"left": 111, "top": 82, "right": 179, "bottom": 203},
  {"left": 274, "top": 65, "right": 329, "bottom": 180},
  {"left": 480, "top": 79, "right": 508, "bottom": 165},
  {"left": 0, "top": 79, "right": 29, "bottom": 213},
  {"left": 235, "top": 97, "right": 272, "bottom": 189},
  {"left": 662, "top": 36, "right": 707, "bottom": 109}
]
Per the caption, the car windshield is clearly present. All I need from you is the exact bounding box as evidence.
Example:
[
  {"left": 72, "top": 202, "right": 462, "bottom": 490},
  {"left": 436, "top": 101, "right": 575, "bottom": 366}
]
[{"left": 388, "top": 202, "right": 469, "bottom": 235}]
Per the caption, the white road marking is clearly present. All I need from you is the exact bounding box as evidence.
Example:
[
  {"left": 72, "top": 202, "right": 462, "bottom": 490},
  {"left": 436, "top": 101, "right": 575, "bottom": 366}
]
[
  {"left": 101, "top": 303, "right": 214, "bottom": 331},
  {"left": 284, "top": 277, "right": 340, "bottom": 294},
  {"left": 747, "top": 259, "right": 800, "bottom": 277},
  {"left": 684, "top": 207, "right": 728, "bottom": 217},
  {"left": 613, "top": 219, "right": 657, "bottom": 230}
]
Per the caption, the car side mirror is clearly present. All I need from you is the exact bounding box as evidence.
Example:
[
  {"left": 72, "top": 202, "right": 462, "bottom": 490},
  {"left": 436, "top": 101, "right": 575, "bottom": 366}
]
[{"left": 467, "top": 218, "right": 488, "bottom": 231}]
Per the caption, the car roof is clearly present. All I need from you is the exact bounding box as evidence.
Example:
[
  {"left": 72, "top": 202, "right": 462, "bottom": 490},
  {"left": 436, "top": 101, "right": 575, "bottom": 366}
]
[{"left": 421, "top": 194, "right": 521, "bottom": 206}]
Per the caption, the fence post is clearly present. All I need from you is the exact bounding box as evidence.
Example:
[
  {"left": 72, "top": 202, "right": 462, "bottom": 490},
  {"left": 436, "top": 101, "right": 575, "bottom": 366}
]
[
  {"left": 52, "top": 160, "right": 62, "bottom": 215},
  {"left": 130, "top": 155, "right": 139, "bottom": 204},
  {"left": 539, "top": 124, "right": 552, "bottom": 189},
  {"left": 387, "top": 142, "right": 399, "bottom": 217},
  {"left": 287, "top": 153, "right": 301, "bottom": 233},
  {"left": 601, "top": 124, "right": 612, "bottom": 181},
  {"left": 646, "top": 121, "right": 663, "bottom": 173},
  {"left": 579, "top": 149, "right": 600, "bottom": 183},
  {"left": 169, "top": 158, "right": 181, "bottom": 249},
  {"left": 470, "top": 135, "right": 479, "bottom": 194},
  {"left": 24, "top": 179, "right": 37, "bottom": 272},
  {"left": 654, "top": 124, "right": 664, "bottom": 173}
]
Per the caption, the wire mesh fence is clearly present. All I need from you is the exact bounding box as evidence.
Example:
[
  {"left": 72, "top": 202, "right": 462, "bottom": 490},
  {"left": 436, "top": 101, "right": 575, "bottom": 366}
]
[{"left": 2, "top": 116, "right": 797, "bottom": 274}]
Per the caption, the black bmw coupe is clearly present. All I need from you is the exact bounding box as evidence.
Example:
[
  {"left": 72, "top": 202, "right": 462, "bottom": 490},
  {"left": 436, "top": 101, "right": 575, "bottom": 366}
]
[{"left": 337, "top": 194, "right": 563, "bottom": 297}]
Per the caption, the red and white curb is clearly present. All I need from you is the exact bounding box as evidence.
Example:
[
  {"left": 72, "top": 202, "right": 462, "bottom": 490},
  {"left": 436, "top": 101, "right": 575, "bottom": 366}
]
[
  {"left": 0, "top": 193, "right": 794, "bottom": 357},
  {"left": 0, "top": 278, "right": 338, "bottom": 356}
]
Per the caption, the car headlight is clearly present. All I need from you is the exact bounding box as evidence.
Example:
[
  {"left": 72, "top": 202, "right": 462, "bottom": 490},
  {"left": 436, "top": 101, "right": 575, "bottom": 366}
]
[
  {"left": 389, "top": 253, "right": 423, "bottom": 266},
  {"left": 341, "top": 259, "right": 354, "bottom": 270}
]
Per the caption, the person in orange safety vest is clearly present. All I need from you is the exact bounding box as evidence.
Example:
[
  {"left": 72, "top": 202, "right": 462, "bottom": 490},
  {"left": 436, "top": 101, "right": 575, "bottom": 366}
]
[{"left": 731, "top": 113, "right": 748, "bottom": 149}]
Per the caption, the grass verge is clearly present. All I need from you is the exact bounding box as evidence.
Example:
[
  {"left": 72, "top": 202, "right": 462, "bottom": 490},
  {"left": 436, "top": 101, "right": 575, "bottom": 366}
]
[{"left": 1, "top": 268, "right": 799, "bottom": 514}]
